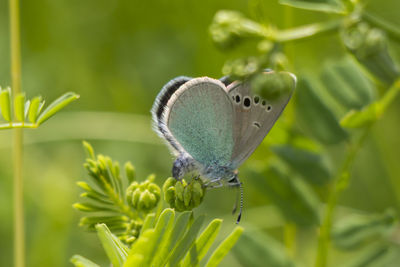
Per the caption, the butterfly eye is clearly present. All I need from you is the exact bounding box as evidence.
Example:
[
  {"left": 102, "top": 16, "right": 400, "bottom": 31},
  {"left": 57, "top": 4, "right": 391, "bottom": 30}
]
[
  {"left": 243, "top": 97, "right": 251, "bottom": 108},
  {"left": 267, "top": 105, "right": 272, "bottom": 112},
  {"left": 253, "top": 96, "right": 260, "bottom": 104}
]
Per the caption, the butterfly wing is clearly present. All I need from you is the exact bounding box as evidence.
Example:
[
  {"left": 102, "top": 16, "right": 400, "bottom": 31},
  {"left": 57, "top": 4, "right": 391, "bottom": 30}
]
[
  {"left": 161, "top": 77, "right": 235, "bottom": 167},
  {"left": 227, "top": 71, "right": 296, "bottom": 167}
]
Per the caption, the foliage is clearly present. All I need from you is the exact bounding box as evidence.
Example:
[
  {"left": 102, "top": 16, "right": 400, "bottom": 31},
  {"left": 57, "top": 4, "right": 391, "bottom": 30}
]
[
  {"left": 73, "top": 143, "right": 243, "bottom": 266},
  {"left": 0, "top": 87, "right": 79, "bottom": 129},
  {"left": 2, "top": 0, "right": 400, "bottom": 266},
  {"left": 208, "top": 0, "right": 400, "bottom": 266}
]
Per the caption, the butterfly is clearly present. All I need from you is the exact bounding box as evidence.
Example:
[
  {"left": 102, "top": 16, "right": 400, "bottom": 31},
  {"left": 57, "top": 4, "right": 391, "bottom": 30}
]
[{"left": 151, "top": 70, "right": 296, "bottom": 222}]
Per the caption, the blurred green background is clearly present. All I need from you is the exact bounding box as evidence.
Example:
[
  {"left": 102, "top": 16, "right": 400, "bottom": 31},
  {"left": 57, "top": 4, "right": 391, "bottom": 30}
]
[{"left": 1, "top": 0, "right": 400, "bottom": 266}]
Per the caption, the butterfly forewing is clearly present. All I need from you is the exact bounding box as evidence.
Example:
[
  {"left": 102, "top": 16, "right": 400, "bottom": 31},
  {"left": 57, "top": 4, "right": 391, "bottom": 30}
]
[
  {"left": 165, "top": 78, "right": 236, "bottom": 167},
  {"left": 226, "top": 72, "right": 296, "bottom": 167}
]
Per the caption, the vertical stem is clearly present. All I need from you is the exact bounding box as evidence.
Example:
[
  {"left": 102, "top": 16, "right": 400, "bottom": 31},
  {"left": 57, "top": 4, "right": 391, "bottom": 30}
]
[
  {"left": 315, "top": 127, "right": 370, "bottom": 267},
  {"left": 9, "top": 0, "right": 24, "bottom": 266}
]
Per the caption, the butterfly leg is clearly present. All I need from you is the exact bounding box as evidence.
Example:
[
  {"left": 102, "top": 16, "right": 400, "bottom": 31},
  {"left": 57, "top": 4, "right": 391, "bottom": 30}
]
[{"left": 204, "top": 178, "right": 224, "bottom": 188}]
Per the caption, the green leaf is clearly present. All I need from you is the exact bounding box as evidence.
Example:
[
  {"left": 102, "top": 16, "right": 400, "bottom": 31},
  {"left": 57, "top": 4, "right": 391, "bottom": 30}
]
[
  {"left": 272, "top": 145, "right": 332, "bottom": 185},
  {"left": 279, "top": 0, "right": 346, "bottom": 14},
  {"left": 168, "top": 215, "right": 205, "bottom": 266},
  {"left": 14, "top": 93, "right": 26, "bottom": 122},
  {"left": 250, "top": 167, "right": 320, "bottom": 226},
  {"left": 79, "top": 215, "right": 128, "bottom": 230},
  {"left": 70, "top": 255, "right": 100, "bottom": 267},
  {"left": 96, "top": 223, "right": 128, "bottom": 267},
  {"left": 321, "top": 58, "right": 376, "bottom": 109},
  {"left": 141, "top": 213, "right": 156, "bottom": 233},
  {"left": 76, "top": 181, "right": 108, "bottom": 200},
  {"left": 82, "top": 141, "right": 95, "bottom": 159},
  {"left": 27, "top": 96, "right": 42, "bottom": 123},
  {"left": 295, "top": 77, "right": 348, "bottom": 144},
  {"left": 73, "top": 202, "right": 118, "bottom": 212},
  {"left": 0, "top": 87, "right": 11, "bottom": 122},
  {"left": 147, "top": 208, "right": 175, "bottom": 266},
  {"left": 159, "top": 211, "right": 193, "bottom": 266},
  {"left": 232, "top": 228, "right": 294, "bottom": 267},
  {"left": 206, "top": 226, "right": 243, "bottom": 267},
  {"left": 182, "top": 219, "right": 222, "bottom": 267},
  {"left": 340, "top": 103, "right": 380, "bottom": 128},
  {"left": 340, "top": 79, "right": 400, "bottom": 128},
  {"left": 36, "top": 92, "right": 79, "bottom": 125},
  {"left": 332, "top": 209, "right": 397, "bottom": 250},
  {"left": 124, "top": 229, "right": 155, "bottom": 266}
]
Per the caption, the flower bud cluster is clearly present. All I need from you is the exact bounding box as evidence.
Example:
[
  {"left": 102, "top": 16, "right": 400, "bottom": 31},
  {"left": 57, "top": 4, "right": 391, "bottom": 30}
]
[
  {"left": 126, "top": 176, "right": 161, "bottom": 213},
  {"left": 163, "top": 178, "right": 206, "bottom": 212}
]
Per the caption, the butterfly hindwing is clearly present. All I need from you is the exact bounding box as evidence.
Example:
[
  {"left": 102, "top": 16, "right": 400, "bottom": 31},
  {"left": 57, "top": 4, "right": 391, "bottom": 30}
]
[
  {"left": 226, "top": 71, "right": 296, "bottom": 167},
  {"left": 163, "top": 77, "right": 235, "bottom": 167}
]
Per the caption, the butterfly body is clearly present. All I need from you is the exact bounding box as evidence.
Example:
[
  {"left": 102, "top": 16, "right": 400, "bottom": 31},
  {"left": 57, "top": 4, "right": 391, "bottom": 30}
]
[{"left": 152, "top": 71, "right": 296, "bottom": 186}]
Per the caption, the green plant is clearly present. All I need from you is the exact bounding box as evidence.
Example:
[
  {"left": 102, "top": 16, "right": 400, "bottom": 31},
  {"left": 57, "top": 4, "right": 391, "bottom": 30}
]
[
  {"left": 5, "top": 0, "right": 79, "bottom": 266},
  {"left": 72, "top": 142, "right": 243, "bottom": 266},
  {"left": 208, "top": 0, "right": 400, "bottom": 266}
]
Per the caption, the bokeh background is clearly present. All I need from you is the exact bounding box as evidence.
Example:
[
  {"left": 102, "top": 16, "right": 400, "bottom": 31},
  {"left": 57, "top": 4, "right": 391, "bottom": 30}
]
[{"left": 0, "top": 0, "right": 400, "bottom": 266}]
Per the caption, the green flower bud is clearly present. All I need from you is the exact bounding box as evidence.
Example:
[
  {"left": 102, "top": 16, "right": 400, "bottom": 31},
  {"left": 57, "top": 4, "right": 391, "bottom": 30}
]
[
  {"left": 165, "top": 187, "right": 176, "bottom": 207},
  {"left": 341, "top": 22, "right": 399, "bottom": 85},
  {"left": 251, "top": 71, "right": 295, "bottom": 101},
  {"left": 222, "top": 57, "right": 261, "bottom": 79},
  {"left": 175, "top": 181, "right": 184, "bottom": 201},
  {"left": 192, "top": 181, "right": 204, "bottom": 206},
  {"left": 183, "top": 185, "right": 192, "bottom": 207},
  {"left": 163, "top": 177, "right": 177, "bottom": 193},
  {"left": 132, "top": 188, "right": 141, "bottom": 207},
  {"left": 125, "top": 162, "right": 136, "bottom": 183},
  {"left": 139, "top": 189, "right": 156, "bottom": 211},
  {"left": 209, "top": 10, "right": 267, "bottom": 49},
  {"left": 163, "top": 178, "right": 206, "bottom": 212},
  {"left": 175, "top": 197, "right": 186, "bottom": 212}
]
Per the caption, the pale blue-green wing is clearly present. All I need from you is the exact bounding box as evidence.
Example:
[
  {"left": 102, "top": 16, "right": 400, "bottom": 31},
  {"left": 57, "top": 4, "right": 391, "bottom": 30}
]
[
  {"left": 226, "top": 71, "right": 296, "bottom": 167},
  {"left": 165, "top": 77, "right": 235, "bottom": 167}
]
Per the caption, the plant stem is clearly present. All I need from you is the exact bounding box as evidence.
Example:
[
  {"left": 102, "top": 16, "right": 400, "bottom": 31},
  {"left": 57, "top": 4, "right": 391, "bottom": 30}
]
[
  {"left": 9, "top": 0, "right": 24, "bottom": 266},
  {"left": 315, "top": 127, "right": 371, "bottom": 267},
  {"left": 275, "top": 18, "right": 346, "bottom": 43},
  {"left": 0, "top": 123, "right": 38, "bottom": 129}
]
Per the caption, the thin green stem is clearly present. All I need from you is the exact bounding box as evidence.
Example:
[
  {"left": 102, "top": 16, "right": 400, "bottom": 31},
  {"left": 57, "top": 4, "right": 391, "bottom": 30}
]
[
  {"left": 315, "top": 127, "right": 371, "bottom": 267},
  {"left": 0, "top": 123, "right": 38, "bottom": 129},
  {"left": 9, "top": 0, "right": 24, "bottom": 266},
  {"left": 99, "top": 175, "right": 139, "bottom": 220},
  {"left": 275, "top": 18, "right": 347, "bottom": 43},
  {"left": 315, "top": 79, "right": 400, "bottom": 267}
]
